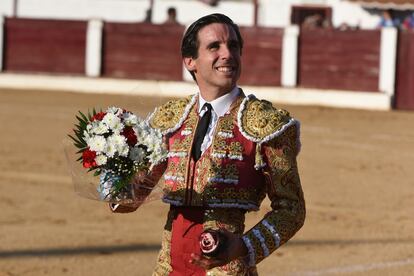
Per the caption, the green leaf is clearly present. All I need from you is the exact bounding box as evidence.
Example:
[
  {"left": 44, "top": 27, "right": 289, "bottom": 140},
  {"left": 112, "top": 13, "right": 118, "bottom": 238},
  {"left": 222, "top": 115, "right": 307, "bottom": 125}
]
[
  {"left": 68, "top": 134, "right": 79, "bottom": 143},
  {"left": 79, "top": 111, "right": 89, "bottom": 122},
  {"left": 76, "top": 148, "right": 87, "bottom": 154},
  {"left": 75, "top": 115, "right": 86, "bottom": 124}
]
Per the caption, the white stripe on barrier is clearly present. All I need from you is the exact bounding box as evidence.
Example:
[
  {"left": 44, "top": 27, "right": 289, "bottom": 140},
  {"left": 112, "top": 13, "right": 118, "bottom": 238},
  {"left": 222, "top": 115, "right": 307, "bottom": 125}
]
[
  {"left": 0, "top": 73, "right": 392, "bottom": 111},
  {"left": 86, "top": 19, "right": 103, "bottom": 77},
  {"left": 379, "top": 27, "right": 398, "bottom": 97},
  {"left": 281, "top": 25, "right": 299, "bottom": 87}
]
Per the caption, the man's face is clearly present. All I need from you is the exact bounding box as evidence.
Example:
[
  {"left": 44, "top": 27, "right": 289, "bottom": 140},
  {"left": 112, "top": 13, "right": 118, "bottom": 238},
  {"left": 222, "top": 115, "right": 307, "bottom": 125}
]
[{"left": 184, "top": 23, "right": 241, "bottom": 98}]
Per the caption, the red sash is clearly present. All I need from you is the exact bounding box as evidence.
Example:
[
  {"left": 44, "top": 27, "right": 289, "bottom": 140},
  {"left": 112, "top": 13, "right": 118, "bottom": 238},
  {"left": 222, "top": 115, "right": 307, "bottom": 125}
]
[{"left": 170, "top": 207, "right": 206, "bottom": 276}]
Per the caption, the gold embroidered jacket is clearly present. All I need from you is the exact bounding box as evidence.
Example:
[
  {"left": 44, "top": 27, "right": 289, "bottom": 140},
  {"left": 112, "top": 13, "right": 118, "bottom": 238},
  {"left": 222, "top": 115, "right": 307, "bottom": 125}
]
[{"left": 146, "top": 93, "right": 306, "bottom": 266}]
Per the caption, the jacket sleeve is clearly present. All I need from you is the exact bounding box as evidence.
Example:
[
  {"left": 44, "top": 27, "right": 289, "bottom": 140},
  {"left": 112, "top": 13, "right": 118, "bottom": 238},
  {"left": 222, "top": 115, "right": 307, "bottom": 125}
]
[{"left": 241, "top": 123, "right": 305, "bottom": 266}]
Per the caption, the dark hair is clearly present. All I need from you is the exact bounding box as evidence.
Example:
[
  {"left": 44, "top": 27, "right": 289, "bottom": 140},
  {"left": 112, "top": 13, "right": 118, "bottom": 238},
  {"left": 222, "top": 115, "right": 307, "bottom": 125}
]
[
  {"left": 181, "top": 14, "right": 243, "bottom": 80},
  {"left": 167, "top": 7, "right": 176, "bottom": 16},
  {"left": 181, "top": 13, "right": 243, "bottom": 58}
]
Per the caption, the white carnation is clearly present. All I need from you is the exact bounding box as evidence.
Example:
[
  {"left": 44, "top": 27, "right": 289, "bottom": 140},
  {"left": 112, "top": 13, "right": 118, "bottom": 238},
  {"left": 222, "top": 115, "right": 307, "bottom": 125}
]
[
  {"left": 111, "top": 121, "right": 124, "bottom": 134},
  {"left": 102, "top": 113, "right": 121, "bottom": 130},
  {"left": 106, "top": 106, "right": 123, "bottom": 116},
  {"left": 104, "top": 143, "right": 117, "bottom": 158},
  {"left": 129, "top": 146, "right": 146, "bottom": 163},
  {"left": 95, "top": 154, "right": 108, "bottom": 166},
  {"left": 88, "top": 136, "right": 106, "bottom": 153},
  {"left": 118, "top": 144, "right": 129, "bottom": 157},
  {"left": 123, "top": 112, "right": 138, "bottom": 126},
  {"left": 105, "top": 134, "right": 128, "bottom": 157},
  {"left": 91, "top": 121, "right": 109, "bottom": 135},
  {"left": 83, "top": 130, "right": 91, "bottom": 143}
]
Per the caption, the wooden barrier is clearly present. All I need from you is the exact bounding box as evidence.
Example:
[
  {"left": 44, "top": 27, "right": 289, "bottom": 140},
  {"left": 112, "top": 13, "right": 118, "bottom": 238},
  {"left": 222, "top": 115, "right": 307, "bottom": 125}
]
[
  {"left": 102, "top": 23, "right": 185, "bottom": 81},
  {"left": 395, "top": 30, "right": 414, "bottom": 110},
  {"left": 3, "top": 18, "right": 87, "bottom": 74},
  {"left": 298, "top": 29, "right": 381, "bottom": 92},
  {"left": 239, "top": 27, "right": 283, "bottom": 86},
  {"left": 3, "top": 17, "right": 408, "bottom": 111}
]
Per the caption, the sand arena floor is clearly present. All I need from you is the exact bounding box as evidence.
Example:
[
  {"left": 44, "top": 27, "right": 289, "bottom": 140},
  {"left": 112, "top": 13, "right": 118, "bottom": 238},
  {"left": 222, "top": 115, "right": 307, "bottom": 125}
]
[{"left": 0, "top": 88, "right": 413, "bottom": 276}]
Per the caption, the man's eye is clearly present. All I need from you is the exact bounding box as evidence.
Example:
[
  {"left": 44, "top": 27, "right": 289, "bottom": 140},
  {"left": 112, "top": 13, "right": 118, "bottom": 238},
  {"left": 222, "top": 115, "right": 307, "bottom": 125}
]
[
  {"left": 208, "top": 42, "right": 220, "bottom": 50},
  {"left": 229, "top": 43, "right": 239, "bottom": 50}
]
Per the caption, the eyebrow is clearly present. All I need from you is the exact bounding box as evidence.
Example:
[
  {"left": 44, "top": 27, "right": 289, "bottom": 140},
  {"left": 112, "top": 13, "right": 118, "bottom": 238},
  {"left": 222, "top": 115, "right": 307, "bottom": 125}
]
[
  {"left": 206, "top": 39, "right": 239, "bottom": 48},
  {"left": 206, "top": 41, "right": 220, "bottom": 48}
]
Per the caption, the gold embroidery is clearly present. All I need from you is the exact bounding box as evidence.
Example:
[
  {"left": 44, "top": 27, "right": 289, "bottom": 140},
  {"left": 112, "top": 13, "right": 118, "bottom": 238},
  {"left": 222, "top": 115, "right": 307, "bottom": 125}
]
[
  {"left": 257, "top": 223, "right": 277, "bottom": 253},
  {"left": 170, "top": 135, "right": 193, "bottom": 153},
  {"left": 223, "top": 164, "right": 238, "bottom": 181},
  {"left": 194, "top": 156, "right": 211, "bottom": 194},
  {"left": 149, "top": 97, "right": 192, "bottom": 132},
  {"left": 218, "top": 115, "right": 234, "bottom": 132},
  {"left": 240, "top": 98, "right": 291, "bottom": 140},
  {"left": 228, "top": 141, "right": 243, "bottom": 159},
  {"left": 211, "top": 138, "right": 228, "bottom": 158},
  {"left": 208, "top": 162, "right": 222, "bottom": 180},
  {"left": 153, "top": 210, "right": 174, "bottom": 276}
]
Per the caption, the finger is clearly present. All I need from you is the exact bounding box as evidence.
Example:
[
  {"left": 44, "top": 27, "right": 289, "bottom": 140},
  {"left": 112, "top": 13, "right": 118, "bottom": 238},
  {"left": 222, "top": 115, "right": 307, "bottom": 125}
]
[{"left": 190, "top": 254, "right": 225, "bottom": 270}]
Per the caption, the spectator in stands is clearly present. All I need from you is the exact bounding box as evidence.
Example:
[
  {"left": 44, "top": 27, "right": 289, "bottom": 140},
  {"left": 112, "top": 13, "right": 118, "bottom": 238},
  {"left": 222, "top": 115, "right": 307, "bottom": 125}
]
[
  {"left": 402, "top": 12, "right": 414, "bottom": 30},
  {"left": 338, "top": 22, "right": 351, "bottom": 31},
  {"left": 164, "top": 7, "right": 180, "bottom": 25},
  {"left": 377, "top": 9, "right": 400, "bottom": 28},
  {"left": 144, "top": 8, "right": 152, "bottom": 23},
  {"left": 337, "top": 22, "right": 360, "bottom": 31},
  {"left": 302, "top": 14, "right": 330, "bottom": 29}
]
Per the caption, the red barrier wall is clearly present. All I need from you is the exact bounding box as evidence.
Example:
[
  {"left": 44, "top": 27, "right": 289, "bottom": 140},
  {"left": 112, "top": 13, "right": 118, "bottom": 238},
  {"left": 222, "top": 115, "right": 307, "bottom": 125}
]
[
  {"left": 4, "top": 18, "right": 87, "bottom": 74},
  {"left": 298, "top": 29, "right": 381, "bottom": 92},
  {"left": 395, "top": 30, "right": 414, "bottom": 110},
  {"left": 102, "top": 23, "right": 185, "bottom": 81},
  {"left": 239, "top": 27, "right": 283, "bottom": 86}
]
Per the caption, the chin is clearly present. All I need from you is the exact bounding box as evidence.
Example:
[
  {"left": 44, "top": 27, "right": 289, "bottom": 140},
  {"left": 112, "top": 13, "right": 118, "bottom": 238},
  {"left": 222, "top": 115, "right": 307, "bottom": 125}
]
[{"left": 218, "top": 77, "right": 237, "bottom": 88}]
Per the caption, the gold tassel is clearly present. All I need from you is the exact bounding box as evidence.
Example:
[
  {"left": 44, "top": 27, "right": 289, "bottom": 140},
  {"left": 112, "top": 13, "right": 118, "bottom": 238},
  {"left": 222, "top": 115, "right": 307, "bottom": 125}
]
[{"left": 255, "top": 144, "right": 265, "bottom": 169}]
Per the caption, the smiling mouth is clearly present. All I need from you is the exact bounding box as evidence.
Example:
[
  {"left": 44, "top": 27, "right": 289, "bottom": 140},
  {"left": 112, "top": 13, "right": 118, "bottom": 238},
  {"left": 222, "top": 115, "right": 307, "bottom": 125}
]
[{"left": 215, "top": 66, "right": 236, "bottom": 73}]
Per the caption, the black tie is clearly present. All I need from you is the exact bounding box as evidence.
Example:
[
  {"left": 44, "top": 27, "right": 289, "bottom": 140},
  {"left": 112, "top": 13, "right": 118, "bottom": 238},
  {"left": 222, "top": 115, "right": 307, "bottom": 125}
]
[{"left": 192, "top": 103, "right": 212, "bottom": 161}]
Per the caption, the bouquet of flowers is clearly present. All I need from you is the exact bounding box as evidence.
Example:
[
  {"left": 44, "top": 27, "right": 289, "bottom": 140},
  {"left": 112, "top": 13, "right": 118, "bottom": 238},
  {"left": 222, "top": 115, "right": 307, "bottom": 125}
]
[{"left": 65, "top": 106, "right": 167, "bottom": 204}]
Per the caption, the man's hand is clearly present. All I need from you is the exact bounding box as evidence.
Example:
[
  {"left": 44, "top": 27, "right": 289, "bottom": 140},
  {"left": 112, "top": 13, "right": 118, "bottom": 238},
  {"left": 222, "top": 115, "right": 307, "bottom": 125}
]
[{"left": 190, "top": 230, "right": 248, "bottom": 270}]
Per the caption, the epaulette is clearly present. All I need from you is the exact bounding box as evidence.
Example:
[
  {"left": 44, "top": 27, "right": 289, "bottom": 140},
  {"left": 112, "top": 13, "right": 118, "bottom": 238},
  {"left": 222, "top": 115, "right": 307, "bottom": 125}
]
[
  {"left": 238, "top": 95, "right": 300, "bottom": 170},
  {"left": 148, "top": 94, "right": 197, "bottom": 135},
  {"left": 237, "top": 95, "right": 297, "bottom": 144}
]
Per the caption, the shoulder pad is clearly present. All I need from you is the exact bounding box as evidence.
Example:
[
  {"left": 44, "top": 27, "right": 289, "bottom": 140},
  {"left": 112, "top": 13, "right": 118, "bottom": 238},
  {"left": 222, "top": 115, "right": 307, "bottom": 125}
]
[
  {"left": 238, "top": 95, "right": 297, "bottom": 144},
  {"left": 149, "top": 95, "right": 196, "bottom": 134}
]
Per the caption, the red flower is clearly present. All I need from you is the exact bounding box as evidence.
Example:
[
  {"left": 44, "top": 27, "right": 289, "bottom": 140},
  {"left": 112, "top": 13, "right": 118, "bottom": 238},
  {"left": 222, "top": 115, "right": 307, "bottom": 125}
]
[
  {"left": 91, "top": 112, "right": 106, "bottom": 122},
  {"left": 121, "top": 126, "right": 137, "bottom": 146},
  {"left": 82, "top": 149, "right": 97, "bottom": 168}
]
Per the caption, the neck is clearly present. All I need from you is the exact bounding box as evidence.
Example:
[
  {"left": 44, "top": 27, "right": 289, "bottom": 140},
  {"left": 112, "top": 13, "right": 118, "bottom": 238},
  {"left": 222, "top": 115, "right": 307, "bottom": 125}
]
[{"left": 199, "top": 85, "right": 236, "bottom": 102}]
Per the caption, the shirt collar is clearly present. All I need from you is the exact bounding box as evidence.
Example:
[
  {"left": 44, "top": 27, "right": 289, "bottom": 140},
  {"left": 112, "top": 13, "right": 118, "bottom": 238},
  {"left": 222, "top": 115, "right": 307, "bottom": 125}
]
[{"left": 198, "top": 86, "right": 240, "bottom": 117}]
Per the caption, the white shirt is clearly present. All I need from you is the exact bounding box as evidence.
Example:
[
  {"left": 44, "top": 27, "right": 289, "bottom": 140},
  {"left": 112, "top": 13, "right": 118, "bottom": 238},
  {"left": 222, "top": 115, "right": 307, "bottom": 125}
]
[{"left": 197, "top": 86, "right": 240, "bottom": 154}]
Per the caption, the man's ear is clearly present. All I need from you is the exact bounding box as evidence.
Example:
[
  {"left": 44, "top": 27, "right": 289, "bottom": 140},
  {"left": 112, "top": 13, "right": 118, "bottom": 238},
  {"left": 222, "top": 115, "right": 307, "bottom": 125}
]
[{"left": 183, "top": 57, "right": 196, "bottom": 72}]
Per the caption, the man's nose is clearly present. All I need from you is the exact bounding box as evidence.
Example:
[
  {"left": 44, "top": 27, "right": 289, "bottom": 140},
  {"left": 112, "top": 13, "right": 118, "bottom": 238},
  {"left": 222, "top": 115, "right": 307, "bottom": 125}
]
[{"left": 219, "top": 45, "right": 232, "bottom": 59}]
